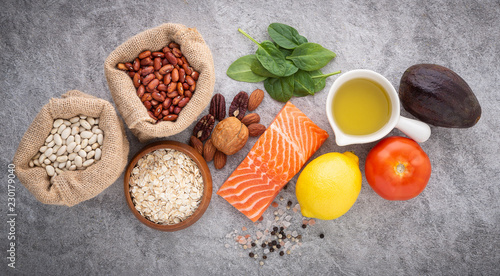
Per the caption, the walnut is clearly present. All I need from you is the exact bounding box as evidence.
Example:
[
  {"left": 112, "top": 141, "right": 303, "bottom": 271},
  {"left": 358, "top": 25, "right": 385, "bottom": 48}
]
[{"left": 211, "top": 117, "right": 249, "bottom": 155}]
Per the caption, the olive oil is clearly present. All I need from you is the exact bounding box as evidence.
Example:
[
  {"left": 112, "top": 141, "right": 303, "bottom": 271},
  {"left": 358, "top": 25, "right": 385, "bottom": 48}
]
[{"left": 333, "top": 78, "right": 391, "bottom": 135}]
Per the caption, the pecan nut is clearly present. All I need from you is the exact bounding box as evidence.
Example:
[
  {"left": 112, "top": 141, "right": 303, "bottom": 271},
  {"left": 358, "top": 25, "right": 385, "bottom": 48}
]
[
  {"left": 229, "top": 91, "right": 248, "bottom": 120},
  {"left": 209, "top": 93, "right": 226, "bottom": 121},
  {"left": 192, "top": 114, "right": 215, "bottom": 141}
]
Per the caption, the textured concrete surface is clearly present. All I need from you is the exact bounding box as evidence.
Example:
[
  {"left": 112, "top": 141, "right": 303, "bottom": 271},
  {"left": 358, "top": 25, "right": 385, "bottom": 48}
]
[{"left": 1, "top": 0, "right": 499, "bottom": 275}]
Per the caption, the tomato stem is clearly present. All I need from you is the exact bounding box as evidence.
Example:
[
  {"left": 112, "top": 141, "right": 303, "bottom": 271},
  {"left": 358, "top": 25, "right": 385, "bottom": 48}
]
[{"left": 396, "top": 163, "right": 406, "bottom": 174}]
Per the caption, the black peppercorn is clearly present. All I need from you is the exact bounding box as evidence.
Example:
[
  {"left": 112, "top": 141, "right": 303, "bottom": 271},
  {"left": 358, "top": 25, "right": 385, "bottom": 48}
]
[
  {"left": 276, "top": 244, "right": 281, "bottom": 249},
  {"left": 251, "top": 242, "right": 256, "bottom": 247},
  {"left": 271, "top": 240, "right": 277, "bottom": 245},
  {"left": 273, "top": 227, "right": 279, "bottom": 232},
  {"left": 320, "top": 233, "right": 325, "bottom": 239},
  {"left": 279, "top": 251, "right": 284, "bottom": 256},
  {"left": 249, "top": 252, "right": 254, "bottom": 258},
  {"left": 269, "top": 247, "right": 275, "bottom": 252},
  {"left": 302, "top": 224, "right": 307, "bottom": 229},
  {"left": 262, "top": 243, "right": 266, "bottom": 248},
  {"left": 263, "top": 255, "right": 267, "bottom": 260},
  {"left": 287, "top": 200, "right": 292, "bottom": 206}
]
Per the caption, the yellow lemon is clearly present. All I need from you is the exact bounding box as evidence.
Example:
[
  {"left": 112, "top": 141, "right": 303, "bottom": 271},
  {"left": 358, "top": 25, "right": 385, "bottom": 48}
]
[{"left": 296, "top": 152, "right": 362, "bottom": 220}]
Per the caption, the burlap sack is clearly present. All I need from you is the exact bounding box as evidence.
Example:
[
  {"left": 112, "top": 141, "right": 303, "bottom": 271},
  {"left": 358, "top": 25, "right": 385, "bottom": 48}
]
[
  {"left": 104, "top": 23, "right": 215, "bottom": 142},
  {"left": 13, "top": 90, "right": 129, "bottom": 206}
]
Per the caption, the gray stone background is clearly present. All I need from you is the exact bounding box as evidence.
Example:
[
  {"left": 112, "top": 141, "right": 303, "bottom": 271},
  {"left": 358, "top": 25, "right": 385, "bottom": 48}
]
[{"left": 1, "top": 0, "right": 499, "bottom": 275}]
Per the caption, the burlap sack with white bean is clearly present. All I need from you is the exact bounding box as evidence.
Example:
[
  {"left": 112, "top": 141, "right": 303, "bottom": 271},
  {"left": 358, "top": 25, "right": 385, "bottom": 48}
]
[
  {"left": 104, "top": 23, "right": 215, "bottom": 143},
  {"left": 13, "top": 90, "right": 129, "bottom": 206}
]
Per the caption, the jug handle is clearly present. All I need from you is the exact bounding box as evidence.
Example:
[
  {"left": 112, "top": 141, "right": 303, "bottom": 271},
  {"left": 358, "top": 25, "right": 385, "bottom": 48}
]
[{"left": 395, "top": 116, "right": 431, "bottom": 143}]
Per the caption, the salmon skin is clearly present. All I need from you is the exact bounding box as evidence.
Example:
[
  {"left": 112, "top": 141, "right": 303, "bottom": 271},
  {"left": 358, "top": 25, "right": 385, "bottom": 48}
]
[{"left": 217, "top": 101, "right": 329, "bottom": 222}]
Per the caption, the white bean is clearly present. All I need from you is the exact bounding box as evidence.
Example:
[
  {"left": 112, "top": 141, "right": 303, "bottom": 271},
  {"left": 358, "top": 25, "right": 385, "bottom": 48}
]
[
  {"left": 67, "top": 142, "right": 77, "bottom": 153},
  {"left": 74, "top": 144, "right": 82, "bottom": 153},
  {"left": 95, "top": 148, "right": 101, "bottom": 161},
  {"left": 80, "top": 131, "right": 93, "bottom": 139},
  {"left": 71, "top": 126, "right": 79, "bottom": 135},
  {"left": 44, "top": 147, "right": 53, "bottom": 157},
  {"left": 61, "top": 128, "right": 71, "bottom": 140},
  {"left": 74, "top": 156, "right": 83, "bottom": 167},
  {"left": 54, "top": 134, "right": 62, "bottom": 146},
  {"left": 46, "top": 165, "right": 55, "bottom": 176},
  {"left": 48, "top": 154, "right": 57, "bottom": 162},
  {"left": 75, "top": 134, "right": 81, "bottom": 145},
  {"left": 66, "top": 135, "right": 75, "bottom": 145},
  {"left": 83, "top": 159, "right": 94, "bottom": 167},
  {"left": 56, "top": 156, "right": 68, "bottom": 163},
  {"left": 78, "top": 150, "right": 87, "bottom": 158},
  {"left": 87, "top": 117, "right": 95, "bottom": 125},
  {"left": 80, "top": 119, "right": 91, "bottom": 130},
  {"left": 87, "top": 150, "right": 95, "bottom": 159},
  {"left": 57, "top": 124, "right": 66, "bottom": 134},
  {"left": 68, "top": 153, "right": 77, "bottom": 161},
  {"left": 57, "top": 145, "right": 67, "bottom": 156},
  {"left": 70, "top": 116, "right": 80, "bottom": 123},
  {"left": 81, "top": 138, "right": 89, "bottom": 149},
  {"left": 53, "top": 119, "right": 63, "bottom": 128},
  {"left": 88, "top": 134, "right": 97, "bottom": 145},
  {"left": 97, "top": 133, "right": 103, "bottom": 145}
]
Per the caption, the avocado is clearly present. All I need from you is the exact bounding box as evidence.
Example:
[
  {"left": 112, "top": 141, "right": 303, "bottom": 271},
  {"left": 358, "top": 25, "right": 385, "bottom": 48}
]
[{"left": 399, "top": 64, "right": 481, "bottom": 128}]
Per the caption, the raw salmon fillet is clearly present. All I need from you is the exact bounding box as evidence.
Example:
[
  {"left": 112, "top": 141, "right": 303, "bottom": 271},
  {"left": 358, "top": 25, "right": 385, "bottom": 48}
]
[{"left": 217, "top": 101, "right": 329, "bottom": 221}]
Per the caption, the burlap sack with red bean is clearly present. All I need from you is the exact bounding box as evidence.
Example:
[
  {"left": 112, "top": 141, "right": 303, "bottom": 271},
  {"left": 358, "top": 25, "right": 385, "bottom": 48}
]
[
  {"left": 13, "top": 90, "right": 129, "bottom": 206},
  {"left": 104, "top": 23, "right": 215, "bottom": 143}
]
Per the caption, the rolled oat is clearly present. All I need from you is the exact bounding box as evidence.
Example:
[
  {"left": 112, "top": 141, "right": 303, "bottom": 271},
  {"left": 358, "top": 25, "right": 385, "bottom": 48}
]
[{"left": 129, "top": 149, "right": 204, "bottom": 224}]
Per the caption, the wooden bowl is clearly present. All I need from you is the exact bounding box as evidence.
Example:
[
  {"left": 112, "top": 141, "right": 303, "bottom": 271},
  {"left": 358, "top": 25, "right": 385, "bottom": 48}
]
[{"left": 124, "top": 140, "right": 212, "bottom": 231}]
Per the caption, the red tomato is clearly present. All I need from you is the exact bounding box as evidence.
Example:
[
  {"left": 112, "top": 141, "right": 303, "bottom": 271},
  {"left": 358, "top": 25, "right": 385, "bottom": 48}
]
[{"left": 365, "top": 136, "right": 431, "bottom": 200}]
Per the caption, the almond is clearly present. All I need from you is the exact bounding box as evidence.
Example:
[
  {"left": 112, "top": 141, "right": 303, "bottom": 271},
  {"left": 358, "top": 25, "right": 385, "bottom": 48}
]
[
  {"left": 241, "top": 113, "right": 260, "bottom": 126},
  {"left": 189, "top": 135, "right": 203, "bottom": 155},
  {"left": 247, "top": 123, "right": 266, "bottom": 137},
  {"left": 248, "top": 89, "right": 264, "bottom": 111},
  {"left": 214, "top": 150, "right": 227, "bottom": 169},
  {"left": 203, "top": 139, "right": 216, "bottom": 162}
]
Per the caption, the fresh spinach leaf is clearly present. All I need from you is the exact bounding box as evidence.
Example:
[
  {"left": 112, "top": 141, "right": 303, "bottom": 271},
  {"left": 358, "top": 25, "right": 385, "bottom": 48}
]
[
  {"left": 311, "top": 70, "right": 341, "bottom": 92},
  {"left": 251, "top": 58, "right": 280, "bottom": 78},
  {"left": 268, "top": 23, "right": 308, "bottom": 49},
  {"left": 293, "top": 70, "right": 316, "bottom": 97},
  {"left": 227, "top": 54, "right": 268, "bottom": 82},
  {"left": 264, "top": 76, "right": 295, "bottom": 102},
  {"left": 257, "top": 40, "right": 298, "bottom": 77},
  {"left": 238, "top": 29, "right": 298, "bottom": 77},
  {"left": 287, "top": 42, "right": 336, "bottom": 71},
  {"left": 277, "top": 45, "right": 293, "bottom": 57}
]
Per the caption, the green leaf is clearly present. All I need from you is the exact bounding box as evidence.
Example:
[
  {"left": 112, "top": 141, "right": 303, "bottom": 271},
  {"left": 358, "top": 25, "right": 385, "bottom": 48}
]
[
  {"left": 277, "top": 44, "right": 293, "bottom": 57},
  {"left": 287, "top": 42, "right": 336, "bottom": 71},
  {"left": 268, "top": 23, "right": 308, "bottom": 49},
  {"left": 256, "top": 40, "right": 298, "bottom": 77},
  {"left": 238, "top": 28, "right": 298, "bottom": 77},
  {"left": 264, "top": 76, "right": 295, "bottom": 102},
  {"left": 251, "top": 58, "right": 280, "bottom": 78},
  {"left": 227, "top": 55, "right": 268, "bottom": 82},
  {"left": 293, "top": 70, "right": 316, "bottom": 97},
  {"left": 311, "top": 70, "right": 341, "bottom": 92}
]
